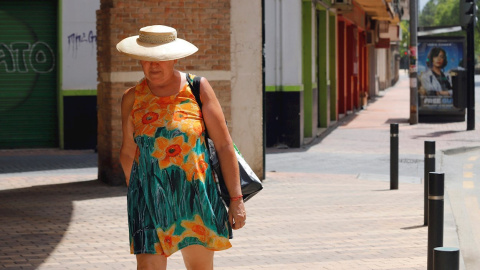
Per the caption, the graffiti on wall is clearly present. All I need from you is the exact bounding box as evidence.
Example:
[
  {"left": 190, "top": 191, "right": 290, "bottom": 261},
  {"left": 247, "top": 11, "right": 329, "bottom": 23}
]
[
  {"left": 61, "top": 0, "right": 99, "bottom": 90},
  {"left": 63, "top": 28, "right": 97, "bottom": 89},
  {"left": 0, "top": 41, "right": 55, "bottom": 74},
  {"left": 67, "top": 30, "right": 97, "bottom": 56}
]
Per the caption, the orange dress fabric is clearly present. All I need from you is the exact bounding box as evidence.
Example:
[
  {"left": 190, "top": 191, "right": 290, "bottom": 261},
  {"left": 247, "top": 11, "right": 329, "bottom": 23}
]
[{"left": 127, "top": 74, "right": 231, "bottom": 256}]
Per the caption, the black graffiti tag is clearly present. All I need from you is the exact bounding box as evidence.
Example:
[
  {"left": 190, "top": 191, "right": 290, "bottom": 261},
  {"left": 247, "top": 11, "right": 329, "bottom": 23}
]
[{"left": 67, "top": 31, "right": 97, "bottom": 53}]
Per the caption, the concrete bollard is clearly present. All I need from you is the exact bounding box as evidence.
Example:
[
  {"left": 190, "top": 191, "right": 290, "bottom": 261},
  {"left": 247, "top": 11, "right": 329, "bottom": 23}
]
[
  {"left": 390, "top": 123, "right": 398, "bottom": 190},
  {"left": 424, "top": 141, "right": 436, "bottom": 225},
  {"left": 427, "top": 172, "right": 444, "bottom": 270},
  {"left": 433, "top": 247, "right": 459, "bottom": 270}
]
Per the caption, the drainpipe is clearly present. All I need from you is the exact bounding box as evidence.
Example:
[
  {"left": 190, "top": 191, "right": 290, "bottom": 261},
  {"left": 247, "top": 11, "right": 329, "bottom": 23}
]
[
  {"left": 262, "top": 0, "right": 266, "bottom": 179},
  {"left": 409, "top": 0, "right": 418, "bottom": 124},
  {"left": 275, "top": 0, "right": 282, "bottom": 88}
]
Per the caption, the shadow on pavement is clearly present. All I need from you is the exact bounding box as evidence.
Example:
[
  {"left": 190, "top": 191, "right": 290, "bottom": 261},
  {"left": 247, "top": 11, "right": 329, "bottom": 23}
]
[
  {"left": 385, "top": 118, "right": 409, "bottom": 124},
  {"left": 0, "top": 179, "right": 125, "bottom": 269},
  {"left": 401, "top": 225, "right": 425, "bottom": 230},
  {"left": 0, "top": 150, "right": 97, "bottom": 173},
  {"left": 412, "top": 130, "right": 464, "bottom": 139}
]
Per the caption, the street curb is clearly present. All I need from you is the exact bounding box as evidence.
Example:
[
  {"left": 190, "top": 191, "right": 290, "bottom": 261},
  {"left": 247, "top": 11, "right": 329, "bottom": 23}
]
[
  {"left": 444, "top": 191, "right": 467, "bottom": 270},
  {"left": 438, "top": 150, "right": 467, "bottom": 270},
  {"left": 442, "top": 146, "right": 480, "bottom": 156}
]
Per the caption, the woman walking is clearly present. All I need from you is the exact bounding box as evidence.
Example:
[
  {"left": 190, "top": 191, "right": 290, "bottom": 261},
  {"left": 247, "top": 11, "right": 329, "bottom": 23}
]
[{"left": 118, "top": 25, "right": 246, "bottom": 270}]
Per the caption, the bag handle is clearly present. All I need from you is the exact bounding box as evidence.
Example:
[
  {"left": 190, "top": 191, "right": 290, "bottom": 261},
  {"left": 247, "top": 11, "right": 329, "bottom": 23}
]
[
  {"left": 187, "top": 73, "right": 203, "bottom": 109},
  {"left": 187, "top": 73, "right": 212, "bottom": 139},
  {"left": 187, "top": 73, "right": 227, "bottom": 129}
]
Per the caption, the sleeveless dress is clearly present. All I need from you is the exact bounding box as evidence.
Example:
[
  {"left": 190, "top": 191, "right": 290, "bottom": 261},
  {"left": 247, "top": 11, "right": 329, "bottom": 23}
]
[{"left": 127, "top": 73, "right": 232, "bottom": 256}]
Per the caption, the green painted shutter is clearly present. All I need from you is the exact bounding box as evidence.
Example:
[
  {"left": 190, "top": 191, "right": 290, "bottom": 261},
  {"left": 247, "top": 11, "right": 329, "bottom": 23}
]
[{"left": 0, "top": 0, "right": 58, "bottom": 148}]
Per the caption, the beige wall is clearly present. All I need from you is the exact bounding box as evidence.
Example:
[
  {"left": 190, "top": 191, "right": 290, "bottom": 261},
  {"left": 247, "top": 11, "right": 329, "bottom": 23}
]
[
  {"left": 230, "top": 0, "right": 264, "bottom": 178},
  {"left": 376, "top": 48, "right": 387, "bottom": 90}
]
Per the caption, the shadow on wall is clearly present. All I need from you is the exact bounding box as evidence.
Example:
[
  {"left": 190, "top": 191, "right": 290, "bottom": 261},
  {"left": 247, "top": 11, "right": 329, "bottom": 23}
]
[{"left": 0, "top": 180, "right": 125, "bottom": 268}]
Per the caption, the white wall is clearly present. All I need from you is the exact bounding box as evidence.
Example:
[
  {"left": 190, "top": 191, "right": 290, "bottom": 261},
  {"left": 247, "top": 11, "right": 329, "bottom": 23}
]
[
  {"left": 230, "top": 0, "right": 264, "bottom": 177},
  {"left": 310, "top": 3, "right": 316, "bottom": 84},
  {"left": 265, "top": 0, "right": 303, "bottom": 88},
  {"left": 265, "top": 0, "right": 276, "bottom": 86},
  {"left": 376, "top": 48, "right": 387, "bottom": 90},
  {"left": 62, "top": 0, "right": 99, "bottom": 90}
]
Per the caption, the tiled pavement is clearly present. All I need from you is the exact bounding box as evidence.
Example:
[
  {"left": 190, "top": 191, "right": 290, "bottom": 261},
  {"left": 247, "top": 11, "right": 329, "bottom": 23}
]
[
  {"left": 0, "top": 169, "right": 431, "bottom": 270},
  {"left": 1, "top": 74, "right": 480, "bottom": 269}
]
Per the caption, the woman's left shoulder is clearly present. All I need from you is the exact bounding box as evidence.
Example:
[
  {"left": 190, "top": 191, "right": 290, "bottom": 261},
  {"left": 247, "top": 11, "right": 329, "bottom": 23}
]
[{"left": 198, "top": 76, "right": 212, "bottom": 87}]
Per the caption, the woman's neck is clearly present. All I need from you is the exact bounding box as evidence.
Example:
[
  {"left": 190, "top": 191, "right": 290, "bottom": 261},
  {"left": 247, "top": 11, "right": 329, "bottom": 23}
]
[
  {"left": 147, "top": 70, "right": 182, "bottom": 97},
  {"left": 431, "top": 66, "right": 442, "bottom": 75}
]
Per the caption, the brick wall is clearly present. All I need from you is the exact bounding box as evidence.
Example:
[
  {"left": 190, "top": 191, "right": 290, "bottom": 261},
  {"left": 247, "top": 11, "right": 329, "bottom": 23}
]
[{"left": 97, "top": 0, "right": 232, "bottom": 185}]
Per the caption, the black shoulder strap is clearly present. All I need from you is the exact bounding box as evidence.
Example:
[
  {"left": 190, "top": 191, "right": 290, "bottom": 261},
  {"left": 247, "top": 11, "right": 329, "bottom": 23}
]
[
  {"left": 187, "top": 73, "right": 203, "bottom": 109},
  {"left": 187, "top": 73, "right": 210, "bottom": 139}
]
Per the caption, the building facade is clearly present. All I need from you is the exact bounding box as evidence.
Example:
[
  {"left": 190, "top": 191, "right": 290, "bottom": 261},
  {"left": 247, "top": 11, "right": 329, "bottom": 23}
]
[
  {"left": 265, "top": 0, "right": 403, "bottom": 148},
  {"left": 1, "top": 0, "right": 403, "bottom": 185},
  {"left": 0, "top": 0, "right": 264, "bottom": 186},
  {"left": 0, "top": 0, "right": 98, "bottom": 150}
]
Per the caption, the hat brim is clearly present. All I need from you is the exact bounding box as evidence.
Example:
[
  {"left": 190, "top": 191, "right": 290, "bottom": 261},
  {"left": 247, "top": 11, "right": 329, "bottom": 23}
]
[{"left": 116, "top": 36, "right": 198, "bottom": 61}]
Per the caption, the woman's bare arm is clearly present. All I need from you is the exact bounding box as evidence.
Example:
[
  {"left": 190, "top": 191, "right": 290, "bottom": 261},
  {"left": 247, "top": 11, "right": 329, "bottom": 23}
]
[
  {"left": 199, "top": 77, "right": 246, "bottom": 229},
  {"left": 119, "top": 87, "right": 137, "bottom": 186}
]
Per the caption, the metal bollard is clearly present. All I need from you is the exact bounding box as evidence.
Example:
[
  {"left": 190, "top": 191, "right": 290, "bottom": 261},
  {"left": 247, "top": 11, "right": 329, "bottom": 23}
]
[
  {"left": 427, "top": 172, "right": 444, "bottom": 270},
  {"left": 390, "top": 123, "right": 399, "bottom": 190},
  {"left": 433, "top": 247, "right": 459, "bottom": 270},
  {"left": 424, "top": 141, "right": 436, "bottom": 226}
]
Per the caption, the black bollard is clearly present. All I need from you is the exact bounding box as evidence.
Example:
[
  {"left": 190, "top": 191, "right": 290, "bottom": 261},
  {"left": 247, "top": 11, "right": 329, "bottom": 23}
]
[
  {"left": 390, "top": 123, "right": 399, "bottom": 190},
  {"left": 424, "top": 141, "right": 436, "bottom": 226},
  {"left": 433, "top": 247, "right": 459, "bottom": 270},
  {"left": 427, "top": 172, "right": 444, "bottom": 270}
]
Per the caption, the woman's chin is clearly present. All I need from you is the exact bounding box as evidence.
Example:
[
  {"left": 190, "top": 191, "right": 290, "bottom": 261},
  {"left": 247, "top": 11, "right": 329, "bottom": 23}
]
[{"left": 147, "top": 73, "right": 166, "bottom": 82}]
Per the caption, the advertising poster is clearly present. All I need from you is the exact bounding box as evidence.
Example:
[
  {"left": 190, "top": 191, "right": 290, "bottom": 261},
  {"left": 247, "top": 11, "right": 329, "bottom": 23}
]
[{"left": 417, "top": 36, "right": 465, "bottom": 121}]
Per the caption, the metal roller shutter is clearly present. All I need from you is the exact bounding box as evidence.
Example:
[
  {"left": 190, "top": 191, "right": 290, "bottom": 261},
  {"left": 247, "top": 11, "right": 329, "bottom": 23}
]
[{"left": 0, "top": 0, "right": 58, "bottom": 148}]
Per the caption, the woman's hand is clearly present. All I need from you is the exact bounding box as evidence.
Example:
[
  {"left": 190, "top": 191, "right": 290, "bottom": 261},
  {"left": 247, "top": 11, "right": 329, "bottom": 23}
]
[{"left": 228, "top": 200, "right": 246, "bottom": 230}]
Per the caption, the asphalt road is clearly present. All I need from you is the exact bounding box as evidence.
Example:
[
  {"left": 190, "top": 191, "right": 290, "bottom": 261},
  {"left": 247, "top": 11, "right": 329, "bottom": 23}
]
[{"left": 443, "top": 150, "right": 480, "bottom": 270}]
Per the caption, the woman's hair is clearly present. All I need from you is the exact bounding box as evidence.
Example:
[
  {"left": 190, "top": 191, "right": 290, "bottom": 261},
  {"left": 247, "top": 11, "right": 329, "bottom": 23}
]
[{"left": 426, "top": 47, "right": 448, "bottom": 68}]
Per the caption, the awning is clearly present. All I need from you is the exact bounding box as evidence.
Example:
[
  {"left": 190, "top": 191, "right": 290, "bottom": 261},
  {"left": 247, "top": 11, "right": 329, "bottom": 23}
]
[{"left": 355, "top": 0, "right": 400, "bottom": 23}]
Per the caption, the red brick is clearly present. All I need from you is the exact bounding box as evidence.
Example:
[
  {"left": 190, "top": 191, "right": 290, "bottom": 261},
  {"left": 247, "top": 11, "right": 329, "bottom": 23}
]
[{"left": 97, "top": 0, "right": 231, "bottom": 185}]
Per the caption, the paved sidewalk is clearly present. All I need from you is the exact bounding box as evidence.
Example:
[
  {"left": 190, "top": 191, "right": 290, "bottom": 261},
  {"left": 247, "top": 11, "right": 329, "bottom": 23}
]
[
  {"left": 1, "top": 74, "right": 479, "bottom": 269},
  {"left": 0, "top": 149, "right": 97, "bottom": 173},
  {"left": 0, "top": 169, "right": 430, "bottom": 270}
]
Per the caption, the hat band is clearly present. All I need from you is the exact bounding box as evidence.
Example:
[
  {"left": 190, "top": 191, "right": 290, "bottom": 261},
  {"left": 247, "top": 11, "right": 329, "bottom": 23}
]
[{"left": 138, "top": 32, "right": 176, "bottom": 45}]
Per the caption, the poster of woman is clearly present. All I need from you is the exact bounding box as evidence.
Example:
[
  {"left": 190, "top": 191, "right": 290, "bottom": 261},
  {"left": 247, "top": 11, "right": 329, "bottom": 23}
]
[
  {"left": 419, "top": 47, "right": 453, "bottom": 96},
  {"left": 417, "top": 36, "right": 465, "bottom": 121}
]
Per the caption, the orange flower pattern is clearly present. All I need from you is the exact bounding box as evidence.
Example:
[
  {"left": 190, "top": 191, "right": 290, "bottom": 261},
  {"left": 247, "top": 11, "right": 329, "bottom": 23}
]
[
  {"left": 151, "top": 136, "right": 192, "bottom": 169},
  {"left": 127, "top": 75, "right": 231, "bottom": 257},
  {"left": 181, "top": 215, "right": 232, "bottom": 250},
  {"left": 184, "top": 151, "right": 209, "bottom": 182},
  {"left": 156, "top": 224, "right": 182, "bottom": 255}
]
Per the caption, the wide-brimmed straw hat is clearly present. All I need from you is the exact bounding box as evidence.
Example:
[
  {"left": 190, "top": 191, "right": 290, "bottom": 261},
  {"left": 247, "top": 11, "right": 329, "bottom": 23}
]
[{"left": 116, "top": 25, "right": 198, "bottom": 61}]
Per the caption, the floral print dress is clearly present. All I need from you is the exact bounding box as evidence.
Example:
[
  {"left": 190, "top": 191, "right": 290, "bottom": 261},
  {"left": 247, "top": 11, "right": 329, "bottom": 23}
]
[{"left": 127, "top": 73, "right": 231, "bottom": 256}]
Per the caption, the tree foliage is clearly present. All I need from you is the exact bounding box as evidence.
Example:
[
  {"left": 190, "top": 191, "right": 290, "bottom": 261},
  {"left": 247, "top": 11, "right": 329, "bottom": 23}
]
[
  {"left": 399, "top": 20, "right": 409, "bottom": 55},
  {"left": 419, "top": 0, "right": 437, "bottom": 27},
  {"left": 419, "top": 0, "right": 459, "bottom": 27},
  {"left": 418, "top": 0, "right": 479, "bottom": 56}
]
